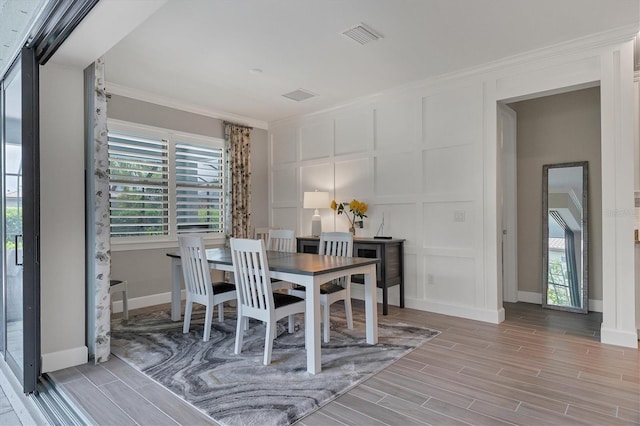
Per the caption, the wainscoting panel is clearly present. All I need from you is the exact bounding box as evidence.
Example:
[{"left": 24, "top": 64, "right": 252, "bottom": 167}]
[
  {"left": 374, "top": 152, "right": 419, "bottom": 196},
  {"left": 334, "top": 107, "right": 373, "bottom": 156},
  {"left": 300, "top": 120, "right": 332, "bottom": 161},
  {"left": 422, "top": 254, "right": 476, "bottom": 306},
  {"left": 422, "top": 145, "right": 475, "bottom": 195},
  {"left": 335, "top": 157, "right": 372, "bottom": 202},
  {"left": 423, "top": 201, "right": 475, "bottom": 250},
  {"left": 270, "top": 126, "right": 297, "bottom": 164},
  {"left": 271, "top": 168, "right": 297, "bottom": 204},
  {"left": 271, "top": 207, "right": 298, "bottom": 230},
  {"left": 374, "top": 94, "right": 418, "bottom": 151},
  {"left": 422, "top": 84, "right": 483, "bottom": 148}
]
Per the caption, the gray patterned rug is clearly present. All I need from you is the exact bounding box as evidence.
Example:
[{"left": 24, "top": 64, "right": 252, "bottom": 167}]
[{"left": 111, "top": 304, "right": 439, "bottom": 426}]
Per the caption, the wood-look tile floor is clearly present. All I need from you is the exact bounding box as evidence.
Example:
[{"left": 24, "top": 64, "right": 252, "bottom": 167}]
[{"left": 50, "top": 302, "right": 639, "bottom": 425}]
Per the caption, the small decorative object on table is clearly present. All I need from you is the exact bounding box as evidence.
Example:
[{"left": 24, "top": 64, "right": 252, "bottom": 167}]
[{"left": 331, "top": 199, "right": 368, "bottom": 235}]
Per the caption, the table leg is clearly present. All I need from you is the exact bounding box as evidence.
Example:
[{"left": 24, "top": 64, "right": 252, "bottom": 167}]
[
  {"left": 364, "top": 264, "right": 378, "bottom": 344},
  {"left": 382, "top": 286, "right": 388, "bottom": 315},
  {"left": 171, "top": 258, "right": 182, "bottom": 321},
  {"left": 305, "top": 279, "right": 322, "bottom": 374}
]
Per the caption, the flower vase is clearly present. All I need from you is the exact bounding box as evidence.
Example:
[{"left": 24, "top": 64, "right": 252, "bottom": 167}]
[{"left": 349, "top": 225, "right": 356, "bottom": 236}]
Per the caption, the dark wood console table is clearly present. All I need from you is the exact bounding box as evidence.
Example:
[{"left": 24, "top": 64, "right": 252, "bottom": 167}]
[{"left": 296, "top": 236, "right": 405, "bottom": 315}]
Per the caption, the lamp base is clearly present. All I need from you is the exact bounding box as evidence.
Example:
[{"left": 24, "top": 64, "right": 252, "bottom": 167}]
[{"left": 311, "top": 216, "right": 322, "bottom": 237}]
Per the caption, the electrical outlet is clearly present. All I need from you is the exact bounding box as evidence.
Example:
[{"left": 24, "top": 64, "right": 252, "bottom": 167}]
[
  {"left": 454, "top": 210, "right": 466, "bottom": 222},
  {"left": 427, "top": 274, "right": 435, "bottom": 285}
]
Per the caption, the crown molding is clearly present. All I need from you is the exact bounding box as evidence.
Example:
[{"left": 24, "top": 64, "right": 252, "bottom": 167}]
[
  {"left": 106, "top": 82, "right": 269, "bottom": 130},
  {"left": 270, "top": 24, "right": 640, "bottom": 128}
]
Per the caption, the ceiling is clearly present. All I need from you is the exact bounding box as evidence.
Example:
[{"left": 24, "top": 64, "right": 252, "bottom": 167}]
[
  {"left": 62, "top": 0, "right": 639, "bottom": 125},
  {"left": 0, "top": 0, "right": 48, "bottom": 78}
]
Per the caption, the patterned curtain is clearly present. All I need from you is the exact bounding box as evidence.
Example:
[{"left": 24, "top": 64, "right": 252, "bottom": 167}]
[
  {"left": 224, "top": 123, "right": 252, "bottom": 238},
  {"left": 86, "top": 57, "right": 111, "bottom": 363}
]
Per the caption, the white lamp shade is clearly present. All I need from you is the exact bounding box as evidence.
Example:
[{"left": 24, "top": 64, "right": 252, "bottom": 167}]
[{"left": 303, "top": 191, "right": 330, "bottom": 209}]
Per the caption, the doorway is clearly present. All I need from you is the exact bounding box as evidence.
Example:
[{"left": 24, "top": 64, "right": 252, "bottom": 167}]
[{"left": 500, "top": 87, "right": 602, "bottom": 313}]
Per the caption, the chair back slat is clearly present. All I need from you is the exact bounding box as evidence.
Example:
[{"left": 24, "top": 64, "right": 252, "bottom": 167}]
[
  {"left": 179, "top": 235, "right": 212, "bottom": 297},
  {"left": 319, "top": 232, "right": 353, "bottom": 257},
  {"left": 230, "top": 238, "right": 274, "bottom": 313},
  {"left": 267, "top": 229, "right": 295, "bottom": 253},
  {"left": 254, "top": 227, "right": 278, "bottom": 242}
]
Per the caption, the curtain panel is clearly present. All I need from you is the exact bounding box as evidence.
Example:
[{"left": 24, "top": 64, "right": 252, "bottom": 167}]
[{"left": 225, "top": 123, "right": 252, "bottom": 238}]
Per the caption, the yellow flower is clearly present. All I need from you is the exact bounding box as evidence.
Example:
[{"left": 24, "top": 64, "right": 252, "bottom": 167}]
[
  {"left": 330, "top": 199, "right": 337, "bottom": 211},
  {"left": 358, "top": 202, "right": 368, "bottom": 215},
  {"left": 349, "top": 199, "right": 359, "bottom": 211}
]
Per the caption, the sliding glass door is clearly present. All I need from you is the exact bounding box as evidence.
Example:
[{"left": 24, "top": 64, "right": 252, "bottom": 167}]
[{"left": 1, "top": 49, "right": 40, "bottom": 394}]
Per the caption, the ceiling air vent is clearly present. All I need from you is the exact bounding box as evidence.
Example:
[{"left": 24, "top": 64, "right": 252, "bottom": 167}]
[
  {"left": 282, "top": 89, "right": 316, "bottom": 102},
  {"left": 341, "top": 23, "right": 383, "bottom": 45}
]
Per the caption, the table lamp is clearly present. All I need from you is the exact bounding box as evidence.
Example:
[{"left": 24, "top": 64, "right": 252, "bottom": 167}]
[{"left": 303, "top": 191, "right": 330, "bottom": 236}]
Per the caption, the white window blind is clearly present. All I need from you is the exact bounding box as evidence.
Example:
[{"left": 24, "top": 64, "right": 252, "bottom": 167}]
[
  {"left": 107, "top": 121, "right": 226, "bottom": 241},
  {"left": 175, "top": 142, "right": 225, "bottom": 234},
  {"left": 108, "top": 129, "right": 169, "bottom": 238}
]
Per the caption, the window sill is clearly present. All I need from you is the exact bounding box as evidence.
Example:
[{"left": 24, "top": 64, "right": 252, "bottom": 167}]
[{"left": 111, "top": 235, "right": 227, "bottom": 252}]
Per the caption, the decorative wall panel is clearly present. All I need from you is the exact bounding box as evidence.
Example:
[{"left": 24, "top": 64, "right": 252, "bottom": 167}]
[
  {"left": 374, "top": 152, "right": 417, "bottom": 195},
  {"left": 423, "top": 201, "right": 474, "bottom": 250},
  {"left": 272, "top": 168, "right": 297, "bottom": 203},
  {"left": 374, "top": 95, "right": 417, "bottom": 151},
  {"left": 335, "top": 108, "right": 372, "bottom": 155},
  {"left": 335, "top": 158, "right": 371, "bottom": 202},
  {"left": 423, "top": 255, "right": 475, "bottom": 306},
  {"left": 300, "top": 121, "right": 332, "bottom": 160},
  {"left": 271, "top": 126, "right": 297, "bottom": 164},
  {"left": 422, "top": 85, "right": 483, "bottom": 148},
  {"left": 422, "top": 145, "right": 475, "bottom": 195}
]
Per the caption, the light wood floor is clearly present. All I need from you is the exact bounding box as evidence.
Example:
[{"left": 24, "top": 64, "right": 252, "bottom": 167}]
[{"left": 50, "top": 302, "right": 639, "bottom": 425}]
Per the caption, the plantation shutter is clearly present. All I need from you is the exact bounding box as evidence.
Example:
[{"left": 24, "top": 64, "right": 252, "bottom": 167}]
[
  {"left": 108, "top": 130, "right": 169, "bottom": 237},
  {"left": 175, "top": 142, "right": 225, "bottom": 234}
]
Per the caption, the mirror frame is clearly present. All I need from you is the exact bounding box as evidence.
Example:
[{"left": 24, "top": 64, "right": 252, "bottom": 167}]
[{"left": 542, "top": 161, "right": 588, "bottom": 313}]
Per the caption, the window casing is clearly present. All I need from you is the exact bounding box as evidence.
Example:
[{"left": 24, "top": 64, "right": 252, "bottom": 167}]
[{"left": 107, "top": 120, "right": 225, "bottom": 246}]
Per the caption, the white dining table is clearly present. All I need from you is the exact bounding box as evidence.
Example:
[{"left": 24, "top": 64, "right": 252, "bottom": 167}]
[{"left": 167, "top": 248, "right": 379, "bottom": 374}]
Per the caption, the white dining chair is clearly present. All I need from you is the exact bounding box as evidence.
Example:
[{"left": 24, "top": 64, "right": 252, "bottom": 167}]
[
  {"left": 230, "top": 237, "right": 306, "bottom": 365},
  {"left": 179, "top": 235, "right": 237, "bottom": 342},
  {"left": 266, "top": 229, "right": 295, "bottom": 253},
  {"left": 266, "top": 229, "right": 296, "bottom": 292},
  {"left": 254, "top": 227, "right": 276, "bottom": 242},
  {"left": 289, "top": 232, "right": 354, "bottom": 343},
  {"left": 109, "top": 279, "right": 129, "bottom": 321}
]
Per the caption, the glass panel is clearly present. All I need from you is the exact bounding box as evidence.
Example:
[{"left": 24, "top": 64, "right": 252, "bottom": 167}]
[{"left": 4, "top": 62, "right": 24, "bottom": 370}]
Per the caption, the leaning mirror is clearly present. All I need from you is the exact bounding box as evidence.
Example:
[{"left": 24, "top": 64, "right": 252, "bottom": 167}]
[{"left": 542, "top": 162, "right": 588, "bottom": 313}]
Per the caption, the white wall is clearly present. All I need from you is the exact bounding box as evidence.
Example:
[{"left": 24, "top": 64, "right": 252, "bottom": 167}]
[
  {"left": 269, "top": 30, "right": 638, "bottom": 347},
  {"left": 39, "top": 63, "right": 88, "bottom": 372}
]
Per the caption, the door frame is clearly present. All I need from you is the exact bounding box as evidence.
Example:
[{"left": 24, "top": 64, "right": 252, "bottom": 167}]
[{"left": 499, "top": 104, "right": 518, "bottom": 304}]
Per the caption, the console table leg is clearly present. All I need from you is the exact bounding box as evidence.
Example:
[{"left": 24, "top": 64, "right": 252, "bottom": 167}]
[{"left": 382, "top": 287, "right": 388, "bottom": 315}]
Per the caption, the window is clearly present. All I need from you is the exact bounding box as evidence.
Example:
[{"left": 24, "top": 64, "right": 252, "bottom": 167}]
[{"left": 107, "top": 120, "right": 225, "bottom": 241}]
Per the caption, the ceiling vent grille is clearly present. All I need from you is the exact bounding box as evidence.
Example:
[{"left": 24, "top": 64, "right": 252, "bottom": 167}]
[
  {"left": 282, "top": 89, "right": 316, "bottom": 102},
  {"left": 341, "top": 23, "right": 382, "bottom": 45}
]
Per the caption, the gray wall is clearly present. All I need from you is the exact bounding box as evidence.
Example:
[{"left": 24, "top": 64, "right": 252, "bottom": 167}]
[
  {"left": 509, "top": 87, "right": 602, "bottom": 303},
  {"left": 39, "top": 63, "right": 87, "bottom": 370},
  {"left": 108, "top": 95, "right": 268, "bottom": 302}
]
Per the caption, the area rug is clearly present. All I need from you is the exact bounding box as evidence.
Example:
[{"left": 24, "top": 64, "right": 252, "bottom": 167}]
[{"left": 111, "top": 304, "right": 439, "bottom": 426}]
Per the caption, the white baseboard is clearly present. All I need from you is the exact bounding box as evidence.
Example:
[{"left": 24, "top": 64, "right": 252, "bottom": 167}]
[
  {"left": 41, "top": 346, "right": 88, "bottom": 373},
  {"left": 601, "top": 326, "right": 639, "bottom": 348},
  {"left": 517, "top": 291, "right": 603, "bottom": 312},
  {"left": 405, "top": 297, "right": 505, "bottom": 324},
  {"left": 112, "top": 290, "right": 186, "bottom": 313}
]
